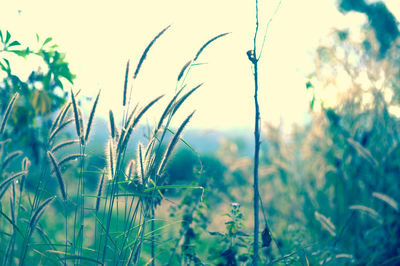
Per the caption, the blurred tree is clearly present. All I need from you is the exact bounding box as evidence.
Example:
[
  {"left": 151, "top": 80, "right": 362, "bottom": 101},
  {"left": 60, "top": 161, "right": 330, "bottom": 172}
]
[
  {"left": 300, "top": 12, "right": 400, "bottom": 263},
  {"left": 337, "top": 0, "right": 399, "bottom": 58},
  {"left": 257, "top": 5, "right": 400, "bottom": 263},
  {"left": 0, "top": 30, "right": 75, "bottom": 163}
]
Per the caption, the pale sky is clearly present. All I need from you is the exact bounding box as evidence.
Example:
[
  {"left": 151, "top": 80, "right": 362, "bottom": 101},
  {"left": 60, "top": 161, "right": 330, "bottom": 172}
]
[{"left": 1, "top": 0, "right": 399, "bottom": 131}]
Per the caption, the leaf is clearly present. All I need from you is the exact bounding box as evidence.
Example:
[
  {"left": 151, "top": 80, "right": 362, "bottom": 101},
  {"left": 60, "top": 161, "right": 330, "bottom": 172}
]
[
  {"left": 43, "top": 37, "right": 53, "bottom": 46},
  {"left": 0, "top": 30, "right": 3, "bottom": 43},
  {"left": 30, "top": 90, "right": 52, "bottom": 115},
  {"left": 5, "top": 31, "right": 11, "bottom": 44},
  {"left": 11, "top": 48, "right": 30, "bottom": 57},
  {"left": 8, "top": 40, "right": 21, "bottom": 48}
]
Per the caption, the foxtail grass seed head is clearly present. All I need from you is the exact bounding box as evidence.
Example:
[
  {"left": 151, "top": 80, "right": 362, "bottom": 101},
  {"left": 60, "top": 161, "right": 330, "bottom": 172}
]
[
  {"left": 137, "top": 143, "right": 144, "bottom": 185},
  {"left": 95, "top": 173, "right": 105, "bottom": 212},
  {"left": 315, "top": 211, "right": 336, "bottom": 236},
  {"left": 134, "top": 25, "right": 171, "bottom": 79},
  {"left": 70, "top": 89, "right": 82, "bottom": 141},
  {"left": 125, "top": 159, "right": 136, "bottom": 183},
  {"left": 85, "top": 90, "right": 100, "bottom": 142},
  {"left": 47, "top": 151, "right": 67, "bottom": 201},
  {"left": 78, "top": 107, "right": 85, "bottom": 145},
  {"left": 177, "top": 60, "right": 192, "bottom": 81},
  {"left": 193, "top": 32, "right": 230, "bottom": 61},
  {"left": 22, "top": 156, "right": 31, "bottom": 171},
  {"left": 20, "top": 157, "right": 30, "bottom": 194},
  {"left": 58, "top": 153, "right": 86, "bottom": 167},
  {"left": 59, "top": 103, "right": 71, "bottom": 125},
  {"left": 109, "top": 110, "right": 116, "bottom": 139},
  {"left": 0, "top": 92, "right": 19, "bottom": 135},
  {"left": 51, "top": 139, "right": 80, "bottom": 153},
  {"left": 372, "top": 192, "right": 399, "bottom": 212},
  {"left": 123, "top": 60, "right": 130, "bottom": 106},
  {"left": 105, "top": 138, "right": 117, "bottom": 180}
]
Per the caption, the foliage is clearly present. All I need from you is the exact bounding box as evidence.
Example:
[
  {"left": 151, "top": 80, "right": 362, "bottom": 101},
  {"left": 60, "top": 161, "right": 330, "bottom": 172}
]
[
  {"left": 208, "top": 203, "right": 252, "bottom": 265},
  {"left": 0, "top": 30, "right": 75, "bottom": 163},
  {"left": 258, "top": 24, "right": 400, "bottom": 264}
]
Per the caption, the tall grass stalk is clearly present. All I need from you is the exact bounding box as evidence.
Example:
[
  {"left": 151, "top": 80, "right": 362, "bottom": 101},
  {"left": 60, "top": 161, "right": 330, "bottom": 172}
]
[{"left": 0, "top": 26, "right": 226, "bottom": 265}]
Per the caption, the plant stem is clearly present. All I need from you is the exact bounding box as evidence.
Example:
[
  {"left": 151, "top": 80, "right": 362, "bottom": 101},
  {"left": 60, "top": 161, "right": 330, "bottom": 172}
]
[
  {"left": 252, "top": 0, "right": 260, "bottom": 264},
  {"left": 253, "top": 61, "right": 260, "bottom": 265}
]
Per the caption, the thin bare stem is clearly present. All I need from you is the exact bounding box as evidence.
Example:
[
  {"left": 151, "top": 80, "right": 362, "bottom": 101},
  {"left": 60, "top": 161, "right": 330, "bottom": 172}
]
[
  {"left": 257, "top": 0, "right": 283, "bottom": 60},
  {"left": 252, "top": 0, "right": 261, "bottom": 264}
]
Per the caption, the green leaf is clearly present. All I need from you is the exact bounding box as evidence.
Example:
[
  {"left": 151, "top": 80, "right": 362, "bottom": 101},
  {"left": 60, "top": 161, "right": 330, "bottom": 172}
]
[
  {"left": 0, "top": 30, "right": 3, "bottom": 43},
  {"left": 11, "top": 48, "right": 30, "bottom": 57},
  {"left": 0, "top": 61, "right": 7, "bottom": 72},
  {"left": 5, "top": 30, "right": 11, "bottom": 44},
  {"left": 43, "top": 37, "right": 53, "bottom": 46},
  {"left": 8, "top": 40, "right": 20, "bottom": 48},
  {"left": 2, "top": 58, "right": 11, "bottom": 73}
]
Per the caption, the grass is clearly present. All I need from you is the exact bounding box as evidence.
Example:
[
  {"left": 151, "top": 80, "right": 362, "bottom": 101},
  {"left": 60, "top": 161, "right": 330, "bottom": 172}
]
[
  {"left": 0, "top": 26, "right": 228, "bottom": 265},
  {"left": 1, "top": 11, "right": 400, "bottom": 265}
]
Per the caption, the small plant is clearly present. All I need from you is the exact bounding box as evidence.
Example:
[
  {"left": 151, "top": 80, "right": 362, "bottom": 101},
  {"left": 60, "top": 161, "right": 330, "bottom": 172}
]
[{"left": 208, "top": 203, "right": 252, "bottom": 265}]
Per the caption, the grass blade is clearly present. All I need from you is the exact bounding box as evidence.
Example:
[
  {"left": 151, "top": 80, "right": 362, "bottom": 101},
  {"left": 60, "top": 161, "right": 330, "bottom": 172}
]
[
  {"left": 157, "top": 111, "right": 195, "bottom": 175},
  {"left": 2, "top": 150, "right": 22, "bottom": 169},
  {"left": 171, "top": 83, "right": 202, "bottom": 116},
  {"left": 48, "top": 118, "right": 74, "bottom": 144},
  {"left": 51, "top": 139, "right": 79, "bottom": 153},
  {"left": 29, "top": 196, "right": 55, "bottom": 231},
  {"left": 0, "top": 171, "right": 26, "bottom": 200}
]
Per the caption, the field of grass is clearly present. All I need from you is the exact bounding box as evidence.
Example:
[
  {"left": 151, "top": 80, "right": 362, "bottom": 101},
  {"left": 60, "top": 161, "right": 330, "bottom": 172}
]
[{"left": 1, "top": 4, "right": 400, "bottom": 265}]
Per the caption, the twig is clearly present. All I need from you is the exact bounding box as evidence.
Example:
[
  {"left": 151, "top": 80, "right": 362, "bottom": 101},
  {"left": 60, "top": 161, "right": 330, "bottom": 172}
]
[
  {"left": 257, "top": 0, "right": 283, "bottom": 60},
  {"left": 251, "top": 1, "right": 261, "bottom": 264}
]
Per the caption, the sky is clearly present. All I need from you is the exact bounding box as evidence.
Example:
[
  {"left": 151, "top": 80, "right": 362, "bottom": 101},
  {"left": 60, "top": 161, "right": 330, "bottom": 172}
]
[{"left": 0, "top": 0, "right": 399, "bottom": 131}]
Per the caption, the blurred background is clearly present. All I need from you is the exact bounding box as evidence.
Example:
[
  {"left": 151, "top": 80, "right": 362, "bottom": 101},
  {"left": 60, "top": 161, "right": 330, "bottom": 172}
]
[{"left": 2, "top": 0, "right": 398, "bottom": 130}]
